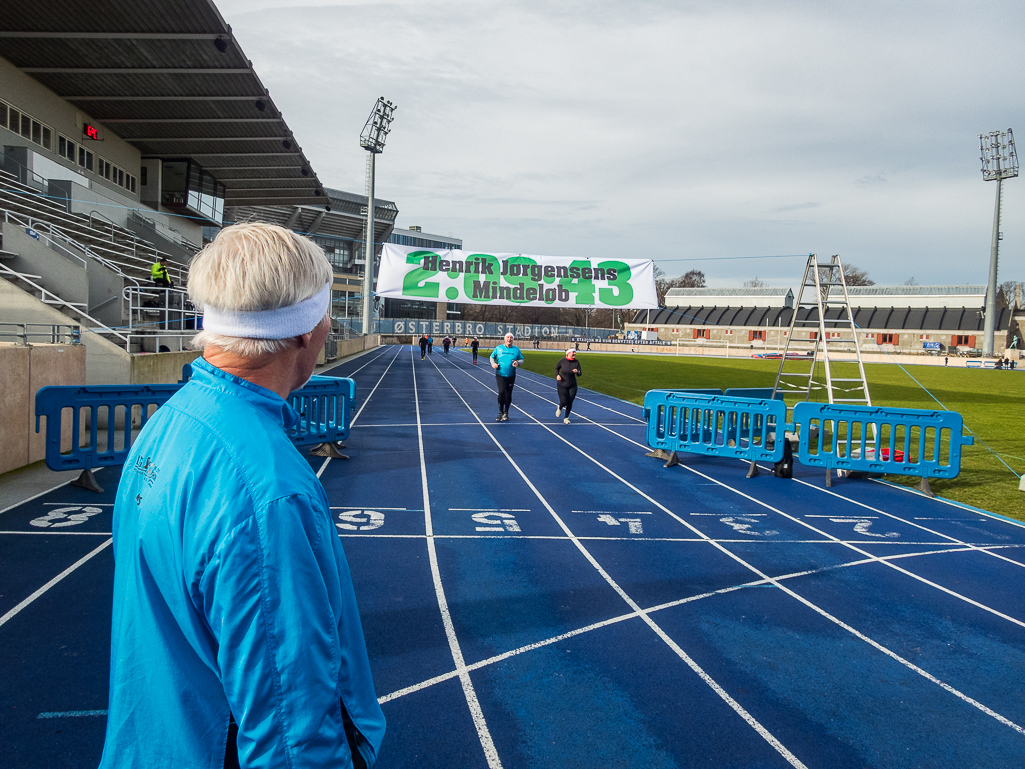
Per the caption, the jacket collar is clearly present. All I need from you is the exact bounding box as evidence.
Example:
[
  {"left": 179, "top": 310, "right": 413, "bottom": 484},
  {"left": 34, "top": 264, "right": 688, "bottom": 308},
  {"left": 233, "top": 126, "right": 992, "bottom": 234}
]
[{"left": 191, "top": 357, "right": 299, "bottom": 430}]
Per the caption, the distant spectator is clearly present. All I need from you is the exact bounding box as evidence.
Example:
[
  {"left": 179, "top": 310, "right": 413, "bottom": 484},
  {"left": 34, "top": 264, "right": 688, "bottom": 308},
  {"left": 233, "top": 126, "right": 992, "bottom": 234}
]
[{"left": 151, "top": 256, "right": 173, "bottom": 288}]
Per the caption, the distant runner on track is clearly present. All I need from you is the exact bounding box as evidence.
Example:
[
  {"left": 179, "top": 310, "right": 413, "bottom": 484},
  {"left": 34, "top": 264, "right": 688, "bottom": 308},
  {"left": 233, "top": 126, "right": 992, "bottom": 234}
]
[
  {"left": 490, "top": 332, "right": 524, "bottom": 421},
  {"left": 554, "top": 347, "right": 582, "bottom": 424}
]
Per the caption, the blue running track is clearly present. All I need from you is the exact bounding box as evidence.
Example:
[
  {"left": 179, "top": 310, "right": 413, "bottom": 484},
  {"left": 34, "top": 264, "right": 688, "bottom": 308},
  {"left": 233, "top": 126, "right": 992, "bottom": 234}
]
[{"left": 2, "top": 344, "right": 1025, "bottom": 768}]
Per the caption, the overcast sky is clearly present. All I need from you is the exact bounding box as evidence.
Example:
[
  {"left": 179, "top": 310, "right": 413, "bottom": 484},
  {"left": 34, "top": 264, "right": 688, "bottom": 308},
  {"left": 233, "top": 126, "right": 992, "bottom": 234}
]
[{"left": 217, "top": 0, "right": 1024, "bottom": 288}]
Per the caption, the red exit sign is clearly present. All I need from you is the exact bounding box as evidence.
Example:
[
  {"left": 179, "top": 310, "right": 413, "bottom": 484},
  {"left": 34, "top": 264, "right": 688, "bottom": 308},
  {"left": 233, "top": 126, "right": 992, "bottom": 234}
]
[{"left": 83, "top": 124, "right": 99, "bottom": 140}]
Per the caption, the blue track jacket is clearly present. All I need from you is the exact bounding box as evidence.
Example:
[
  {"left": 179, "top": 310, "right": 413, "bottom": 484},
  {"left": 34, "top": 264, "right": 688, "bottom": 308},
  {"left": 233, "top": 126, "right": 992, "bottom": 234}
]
[
  {"left": 490, "top": 343, "right": 524, "bottom": 376},
  {"left": 100, "top": 358, "right": 385, "bottom": 769}
]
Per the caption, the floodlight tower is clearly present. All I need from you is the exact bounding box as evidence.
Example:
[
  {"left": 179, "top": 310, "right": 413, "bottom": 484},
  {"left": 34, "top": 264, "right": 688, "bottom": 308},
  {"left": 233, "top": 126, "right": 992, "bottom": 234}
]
[
  {"left": 979, "top": 128, "right": 1018, "bottom": 357},
  {"left": 359, "top": 97, "right": 396, "bottom": 335}
]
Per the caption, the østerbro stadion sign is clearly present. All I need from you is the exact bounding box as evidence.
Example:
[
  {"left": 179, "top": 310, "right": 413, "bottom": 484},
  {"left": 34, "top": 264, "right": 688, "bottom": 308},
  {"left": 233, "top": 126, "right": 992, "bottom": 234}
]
[{"left": 376, "top": 244, "right": 659, "bottom": 309}]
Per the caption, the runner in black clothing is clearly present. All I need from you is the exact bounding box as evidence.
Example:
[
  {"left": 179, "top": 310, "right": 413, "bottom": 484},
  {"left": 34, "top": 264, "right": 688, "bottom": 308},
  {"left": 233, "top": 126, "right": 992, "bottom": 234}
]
[
  {"left": 470, "top": 337, "right": 480, "bottom": 364},
  {"left": 554, "top": 348, "right": 582, "bottom": 424},
  {"left": 418, "top": 334, "right": 428, "bottom": 360}
]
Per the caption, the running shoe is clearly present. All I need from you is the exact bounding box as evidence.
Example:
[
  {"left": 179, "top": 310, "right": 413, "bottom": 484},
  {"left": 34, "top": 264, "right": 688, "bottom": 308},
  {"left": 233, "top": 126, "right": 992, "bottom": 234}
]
[
  {"left": 502, "top": 413, "right": 510, "bottom": 421},
  {"left": 555, "top": 406, "right": 562, "bottom": 417},
  {"left": 563, "top": 417, "right": 570, "bottom": 425}
]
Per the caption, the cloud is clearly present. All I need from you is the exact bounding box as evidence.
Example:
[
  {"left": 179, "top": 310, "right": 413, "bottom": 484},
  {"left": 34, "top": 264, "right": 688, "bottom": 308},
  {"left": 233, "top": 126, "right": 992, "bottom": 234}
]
[{"left": 215, "top": 0, "right": 1025, "bottom": 287}]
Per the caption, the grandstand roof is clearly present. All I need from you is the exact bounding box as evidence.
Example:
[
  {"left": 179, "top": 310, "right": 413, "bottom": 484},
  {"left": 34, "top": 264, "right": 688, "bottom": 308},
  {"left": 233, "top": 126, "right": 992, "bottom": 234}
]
[
  {"left": 0, "top": 0, "right": 327, "bottom": 208},
  {"left": 631, "top": 305, "right": 1007, "bottom": 332}
]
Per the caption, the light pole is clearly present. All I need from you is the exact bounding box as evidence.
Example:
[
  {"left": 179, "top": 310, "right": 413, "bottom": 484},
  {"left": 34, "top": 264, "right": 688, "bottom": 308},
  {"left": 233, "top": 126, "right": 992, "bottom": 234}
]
[
  {"left": 360, "top": 97, "right": 396, "bottom": 335},
  {"left": 979, "top": 128, "right": 1018, "bottom": 357}
]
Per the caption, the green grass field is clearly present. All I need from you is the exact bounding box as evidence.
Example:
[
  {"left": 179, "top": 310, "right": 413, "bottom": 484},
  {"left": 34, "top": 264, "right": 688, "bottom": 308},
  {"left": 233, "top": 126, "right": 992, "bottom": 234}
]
[{"left": 507, "top": 350, "right": 1025, "bottom": 519}]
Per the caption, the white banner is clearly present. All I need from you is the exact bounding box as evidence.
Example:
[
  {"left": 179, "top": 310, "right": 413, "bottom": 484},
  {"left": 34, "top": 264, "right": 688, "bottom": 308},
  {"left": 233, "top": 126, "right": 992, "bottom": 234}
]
[{"left": 376, "top": 244, "right": 658, "bottom": 309}]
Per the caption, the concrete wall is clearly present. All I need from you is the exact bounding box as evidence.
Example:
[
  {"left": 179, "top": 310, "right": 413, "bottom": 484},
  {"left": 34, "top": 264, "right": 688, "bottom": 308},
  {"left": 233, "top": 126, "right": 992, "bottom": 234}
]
[
  {"left": 0, "top": 343, "right": 86, "bottom": 475},
  {"left": 130, "top": 350, "right": 202, "bottom": 385},
  {"left": 0, "top": 55, "right": 141, "bottom": 201}
]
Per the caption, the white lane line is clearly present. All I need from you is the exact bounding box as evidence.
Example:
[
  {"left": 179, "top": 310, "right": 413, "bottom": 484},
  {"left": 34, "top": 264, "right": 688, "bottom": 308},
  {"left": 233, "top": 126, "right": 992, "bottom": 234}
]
[
  {"left": 428, "top": 356, "right": 809, "bottom": 769},
  {"left": 38, "top": 710, "right": 107, "bottom": 718},
  {"left": 0, "top": 538, "right": 112, "bottom": 629},
  {"left": 414, "top": 347, "right": 502, "bottom": 769},
  {"left": 43, "top": 502, "right": 114, "bottom": 506},
  {"left": 317, "top": 346, "right": 404, "bottom": 479},
  {"left": 442, "top": 352, "right": 646, "bottom": 423},
  {"left": 0, "top": 531, "right": 112, "bottom": 536},
  {"left": 448, "top": 361, "right": 1025, "bottom": 737},
  {"left": 581, "top": 427, "right": 1025, "bottom": 632},
  {"left": 379, "top": 541, "right": 1001, "bottom": 704},
  {"left": 760, "top": 466, "right": 1025, "bottom": 573},
  {"left": 869, "top": 478, "right": 1025, "bottom": 530},
  {"left": 0, "top": 467, "right": 106, "bottom": 518}
]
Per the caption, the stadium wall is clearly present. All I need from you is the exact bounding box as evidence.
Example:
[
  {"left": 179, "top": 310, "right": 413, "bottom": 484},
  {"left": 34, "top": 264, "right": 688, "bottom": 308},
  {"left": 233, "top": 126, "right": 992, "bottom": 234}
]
[{"left": 0, "top": 342, "right": 86, "bottom": 475}]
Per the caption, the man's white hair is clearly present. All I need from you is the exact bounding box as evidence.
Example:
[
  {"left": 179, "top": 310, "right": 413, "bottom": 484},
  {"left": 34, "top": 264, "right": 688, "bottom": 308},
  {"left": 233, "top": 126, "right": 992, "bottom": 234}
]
[{"left": 189, "top": 222, "right": 333, "bottom": 356}]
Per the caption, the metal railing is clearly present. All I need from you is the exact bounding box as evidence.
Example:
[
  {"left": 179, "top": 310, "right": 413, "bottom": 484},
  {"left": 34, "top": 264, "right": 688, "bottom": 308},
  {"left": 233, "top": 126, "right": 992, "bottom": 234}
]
[
  {"left": 0, "top": 322, "right": 82, "bottom": 345},
  {"left": 1, "top": 161, "right": 186, "bottom": 281},
  {"left": 123, "top": 286, "right": 200, "bottom": 332},
  {"left": 0, "top": 261, "right": 129, "bottom": 344}
]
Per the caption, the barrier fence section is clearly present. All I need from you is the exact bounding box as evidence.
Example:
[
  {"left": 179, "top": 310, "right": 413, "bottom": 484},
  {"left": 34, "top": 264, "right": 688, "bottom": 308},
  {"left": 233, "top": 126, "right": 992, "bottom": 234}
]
[
  {"left": 35, "top": 376, "right": 357, "bottom": 480},
  {"left": 643, "top": 390, "right": 787, "bottom": 464},
  {"left": 791, "top": 402, "right": 974, "bottom": 479},
  {"left": 35, "top": 385, "right": 180, "bottom": 473}
]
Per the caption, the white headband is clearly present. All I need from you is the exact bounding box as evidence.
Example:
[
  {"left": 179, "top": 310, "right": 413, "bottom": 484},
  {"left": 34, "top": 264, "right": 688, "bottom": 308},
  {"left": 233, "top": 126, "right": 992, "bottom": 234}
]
[{"left": 202, "top": 283, "right": 330, "bottom": 339}]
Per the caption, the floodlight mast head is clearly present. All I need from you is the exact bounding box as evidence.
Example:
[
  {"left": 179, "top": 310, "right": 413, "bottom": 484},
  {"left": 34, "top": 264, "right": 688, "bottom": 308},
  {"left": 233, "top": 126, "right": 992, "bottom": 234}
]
[
  {"left": 979, "top": 129, "right": 1019, "bottom": 181},
  {"left": 978, "top": 128, "right": 1017, "bottom": 357},
  {"left": 360, "top": 97, "right": 396, "bottom": 154}
]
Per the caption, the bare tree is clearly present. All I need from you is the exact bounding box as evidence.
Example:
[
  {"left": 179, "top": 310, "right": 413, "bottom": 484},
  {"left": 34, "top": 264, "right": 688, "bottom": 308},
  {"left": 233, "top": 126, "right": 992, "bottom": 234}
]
[
  {"left": 904, "top": 276, "right": 918, "bottom": 286},
  {"left": 997, "top": 280, "right": 1025, "bottom": 310},
  {"left": 842, "top": 264, "right": 875, "bottom": 286},
  {"left": 744, "top": 276, "right": 766, "bottom": 288}
]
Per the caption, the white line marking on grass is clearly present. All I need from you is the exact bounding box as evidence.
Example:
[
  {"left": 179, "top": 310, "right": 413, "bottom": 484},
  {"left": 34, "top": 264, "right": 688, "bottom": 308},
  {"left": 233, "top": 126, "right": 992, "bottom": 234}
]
[
  {"left": 414, "top": 348, "right": 502, "bottom": 769},
  {"left": 449, "top": 361, "right": 1025, "bottom": 739},
  {"left": 429, "top": 357, "right": 809, "bottom": 769},
  {"left": 0, "top": 538, "right": 112, "bottom": 629},
  {"left": 317, "top": 346, "right": 403, "bottom": 479}
]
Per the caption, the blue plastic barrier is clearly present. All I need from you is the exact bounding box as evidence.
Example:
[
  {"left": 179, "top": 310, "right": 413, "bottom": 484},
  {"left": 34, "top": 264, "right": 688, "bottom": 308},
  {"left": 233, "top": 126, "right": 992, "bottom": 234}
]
[
  {"left": 179, "top": 362, "right": 193, "bottom": 383},
  {"left": 643, "top": 390, "right": 787, "bottom": 463},
  {"left": 289, "top": 375, "right": 356, "bottom": 445},
  {"left": 35, "top": 376, "right": 357, "bottom": 480},
  {"left": 791, "top": 402, "right": 974, "bottom": 479},
  {"left": 35, "top": 384, "right": 181, "bottom": 473}
]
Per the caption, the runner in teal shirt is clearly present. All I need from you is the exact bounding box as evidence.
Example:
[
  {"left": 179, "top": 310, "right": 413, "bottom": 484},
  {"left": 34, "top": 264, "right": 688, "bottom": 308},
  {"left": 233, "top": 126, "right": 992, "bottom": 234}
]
[{"left": 490, "top": 332, "right": 524, "bottom": 420}]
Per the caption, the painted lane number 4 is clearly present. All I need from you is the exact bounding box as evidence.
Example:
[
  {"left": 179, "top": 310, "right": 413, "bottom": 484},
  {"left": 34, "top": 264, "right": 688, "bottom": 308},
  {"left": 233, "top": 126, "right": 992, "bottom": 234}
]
[
  {"left": 336, "top": 510, "right": 385, "bottom": 531},
  {"left": 597, "top": 514, "right": 644, "bottom": 534},
  {"left": 30, "top": 506, "right": 105, "bottom": 528}
]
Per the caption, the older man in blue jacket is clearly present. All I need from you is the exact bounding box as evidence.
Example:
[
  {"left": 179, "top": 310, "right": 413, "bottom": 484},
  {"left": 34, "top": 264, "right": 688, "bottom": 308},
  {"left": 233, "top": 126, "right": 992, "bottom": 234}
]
[{"left": 100, "top": 223, "right": 385, "bottom": 769}]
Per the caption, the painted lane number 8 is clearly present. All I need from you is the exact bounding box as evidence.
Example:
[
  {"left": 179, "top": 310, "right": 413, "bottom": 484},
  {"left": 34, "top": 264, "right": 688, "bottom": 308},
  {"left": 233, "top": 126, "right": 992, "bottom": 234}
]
[{"left": 31, "top": 506, "right": 104, "bottom": 528}]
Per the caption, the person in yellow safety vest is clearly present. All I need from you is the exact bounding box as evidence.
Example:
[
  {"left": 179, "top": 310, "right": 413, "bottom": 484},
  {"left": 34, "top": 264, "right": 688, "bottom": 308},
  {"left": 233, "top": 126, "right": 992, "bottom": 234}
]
[{"left": 151, "top": 257, "right": 174, "bottom": 288}]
